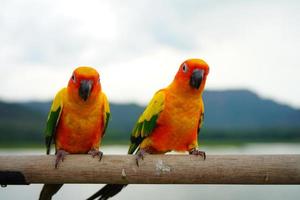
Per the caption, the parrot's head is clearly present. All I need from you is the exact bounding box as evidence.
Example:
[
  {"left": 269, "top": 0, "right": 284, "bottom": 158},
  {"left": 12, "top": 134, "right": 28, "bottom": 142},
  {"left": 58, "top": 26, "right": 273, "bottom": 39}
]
[
  {"left": 68, "top": 66, "right": 101, "bottom": 102},
  {"left": 173, "top": 59, "right": 209, "bottom": 94}
]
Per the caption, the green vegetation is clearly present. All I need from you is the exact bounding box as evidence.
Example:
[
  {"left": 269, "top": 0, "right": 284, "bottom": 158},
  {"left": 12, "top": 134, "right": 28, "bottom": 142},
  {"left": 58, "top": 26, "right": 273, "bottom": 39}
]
[{"left": 0, "top": 89, "right": 300, "bottom": 148}]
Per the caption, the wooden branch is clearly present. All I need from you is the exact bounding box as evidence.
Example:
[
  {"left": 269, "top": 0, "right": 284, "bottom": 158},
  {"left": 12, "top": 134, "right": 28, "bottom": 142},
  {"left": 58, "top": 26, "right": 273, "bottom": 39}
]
[{"left": 0, "top": 155, "right": 299, "bottom": 185}]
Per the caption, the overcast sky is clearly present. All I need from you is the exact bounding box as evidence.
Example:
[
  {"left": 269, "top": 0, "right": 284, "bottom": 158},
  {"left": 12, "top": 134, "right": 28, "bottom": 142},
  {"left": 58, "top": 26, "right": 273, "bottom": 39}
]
[{"left": 0, "top": 0, "right": 299, "bottom": 107}]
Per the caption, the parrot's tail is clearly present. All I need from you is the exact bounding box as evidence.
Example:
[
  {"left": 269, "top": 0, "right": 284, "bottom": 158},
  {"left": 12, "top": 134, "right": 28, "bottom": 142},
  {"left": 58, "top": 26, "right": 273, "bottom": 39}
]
[
  {"left": 87, "top": 184, "right": 127, "bottom": 200},
  {"left": 39, "top": 184, "right": 63, "bottom": 200}
]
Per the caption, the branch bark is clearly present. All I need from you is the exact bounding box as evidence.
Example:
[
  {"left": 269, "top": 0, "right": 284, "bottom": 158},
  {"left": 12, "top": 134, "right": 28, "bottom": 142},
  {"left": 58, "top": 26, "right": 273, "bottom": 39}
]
[{"left": 0, "top": 155, "right": 299, "bottom": 185}]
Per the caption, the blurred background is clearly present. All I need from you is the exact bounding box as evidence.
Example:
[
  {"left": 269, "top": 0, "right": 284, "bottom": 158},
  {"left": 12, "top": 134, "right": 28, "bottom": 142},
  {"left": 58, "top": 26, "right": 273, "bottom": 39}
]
[{"left": 0, "top": 0, "right": 300, "bottom": 199}]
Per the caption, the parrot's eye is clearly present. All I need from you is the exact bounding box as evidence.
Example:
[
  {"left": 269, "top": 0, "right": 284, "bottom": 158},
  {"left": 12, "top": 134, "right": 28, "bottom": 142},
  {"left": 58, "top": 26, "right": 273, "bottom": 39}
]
[
  {"left": 71, "top": 74, "right": 76, "bottom": 83},
  {"left": 182, "top": 63, "right": 188, "bottom": 73}
]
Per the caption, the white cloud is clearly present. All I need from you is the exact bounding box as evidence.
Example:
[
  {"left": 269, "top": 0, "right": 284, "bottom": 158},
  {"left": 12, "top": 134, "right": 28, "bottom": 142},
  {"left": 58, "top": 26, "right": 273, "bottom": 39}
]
[{"left": 0, "top": 0, "right": 299, "bottom": 108}]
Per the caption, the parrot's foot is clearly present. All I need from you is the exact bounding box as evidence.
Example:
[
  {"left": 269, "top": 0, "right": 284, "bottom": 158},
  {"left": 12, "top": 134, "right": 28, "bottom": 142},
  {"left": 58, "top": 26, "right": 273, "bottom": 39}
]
[
  {"left": 189, "top": 148, "right": 206, "bottom": 160},
  {"left": 55, "top": 149, "right": 69, "bottom": 168},
  {"left": 135, "top": 149, "right": 149, "bottom": 167},
  {"left": 88, "top": 149, "right": 103, "bottom": 161}
]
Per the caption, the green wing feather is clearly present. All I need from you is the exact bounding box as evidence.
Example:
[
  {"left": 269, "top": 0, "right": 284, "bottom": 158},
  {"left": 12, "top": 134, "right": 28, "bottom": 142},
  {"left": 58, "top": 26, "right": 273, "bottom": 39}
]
[
  {"left": 197, "top": 98, "right": 205, "bottom": 134},
  {"left": 45, "top": 88, "right": 65, "bottom": 155},
  {"left": 101, "top": 93, "right": 110, "bottom": 136},
  {"left": 128, "top": 90, "right": 165, "bottom": 154}
]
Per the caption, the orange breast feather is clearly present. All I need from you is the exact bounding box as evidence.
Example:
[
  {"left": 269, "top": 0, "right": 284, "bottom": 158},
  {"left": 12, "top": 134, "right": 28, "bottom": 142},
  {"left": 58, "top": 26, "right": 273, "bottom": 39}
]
[
  {"left": 55, "top": 95, "right": 104, "bottom": 153},
  {"left": 148, "top": 92, "right": 202, "bottom": 152}
]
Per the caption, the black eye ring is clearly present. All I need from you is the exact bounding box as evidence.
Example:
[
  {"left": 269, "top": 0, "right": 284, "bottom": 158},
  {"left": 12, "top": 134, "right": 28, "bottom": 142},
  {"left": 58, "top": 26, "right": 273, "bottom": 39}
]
[{"left": 182, "top": 63, "right": 188, "bottom": 73}]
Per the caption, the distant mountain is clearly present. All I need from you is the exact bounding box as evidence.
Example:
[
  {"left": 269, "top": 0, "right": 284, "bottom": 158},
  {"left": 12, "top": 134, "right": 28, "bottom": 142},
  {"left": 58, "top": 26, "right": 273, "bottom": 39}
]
[
  {"left": 203, "top": 90, "right": 300, "bottom": 129},
  {"left": 0, "top": 101, "right": 46, "bottom": 144},
  {"left": 0, "top": 89, "right": 300, "bottom": 145},
  {"left": 21, "top": 101, "right": 51, "bottom": 113}
]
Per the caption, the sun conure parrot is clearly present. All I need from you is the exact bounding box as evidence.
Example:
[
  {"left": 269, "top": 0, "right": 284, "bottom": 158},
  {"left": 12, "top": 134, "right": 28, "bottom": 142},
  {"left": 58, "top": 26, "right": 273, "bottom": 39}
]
[
  {"left": 39, "top": 66, "right": 110, "bottom": 200},
  {"left": 87, "top": 58, "right": 209, "bottom": 200}
]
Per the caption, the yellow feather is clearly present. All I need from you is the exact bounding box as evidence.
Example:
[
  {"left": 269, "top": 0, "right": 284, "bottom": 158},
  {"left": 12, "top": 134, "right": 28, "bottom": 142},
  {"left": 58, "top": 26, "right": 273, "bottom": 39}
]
[
  {"left": 138, "top": 90, "right": 165, "bottom": 123},
  {"left": 47, "top": 88, "right": 65, "bottom": 120},
  {"left": 102, "top": 93, "right": 110, "bottom": 113}
]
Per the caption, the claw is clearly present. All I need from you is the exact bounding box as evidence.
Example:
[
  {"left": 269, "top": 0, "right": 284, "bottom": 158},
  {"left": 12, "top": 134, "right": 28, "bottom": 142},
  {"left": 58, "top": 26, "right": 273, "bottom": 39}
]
[
  {"left": 135, "top": 149, "right": 148, "bottom": 167},
  {"left": 189, "top": 149, "right": 206, "bottom": 160},
  {"left": 88, "top": 149, "right": 103, "bottom": 161},
  {"left": 55, "top": 149, "right": 69, "bottom": 168}
]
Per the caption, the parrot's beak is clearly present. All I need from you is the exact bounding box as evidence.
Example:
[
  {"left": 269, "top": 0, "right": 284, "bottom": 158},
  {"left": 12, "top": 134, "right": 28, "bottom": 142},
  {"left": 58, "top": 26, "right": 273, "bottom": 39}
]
[
  {"left": 190, "top": 69, "right": 204, "bottom": 89},
  {"left": 79, "top": 80, "right": 93, "bottom": 101}
]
